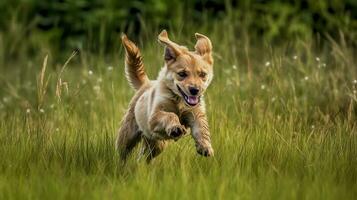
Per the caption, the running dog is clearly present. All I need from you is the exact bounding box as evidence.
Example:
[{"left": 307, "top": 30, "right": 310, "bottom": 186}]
[{"left": 116, "top": 30, "right": 214, "bottom": 162}]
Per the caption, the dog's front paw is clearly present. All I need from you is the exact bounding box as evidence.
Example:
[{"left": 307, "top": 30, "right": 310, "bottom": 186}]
[
  {"left": 196, "top": 145, "right": 214, "bottom": 157},
  {"left": 166, "top": 124, "right": 186, "bottom": 139}
]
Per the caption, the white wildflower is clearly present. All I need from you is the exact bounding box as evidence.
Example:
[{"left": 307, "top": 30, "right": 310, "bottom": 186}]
[
  {"left": 271, "top": 97, "right": 276, "bottom": 102},
  {"left": 261, "top": 85, "right": 266, "bottom": 90},
  {"left": 353, "top": 80, "right": 357, "bottom": 84},
  {"left": 311, "top": 125, "right": 315, "bottom": 129},
  {"left": 304, "top": 76, "right": 309, "bottom": 81},
  {"left": 50, "top": 104, "right": 55, "bottom": 109},
  {"left": 26, "top": 108, "right": 31, "bottom": 113},
  {"left": 88, "top": 70, "right": 93, "bottom": 75},
  {"left": 265, "top": 62, "right": 271, "bottom": 67},
  {"left": 232, "top": 65, "right": 237, "bottom": 70},
  {"left": 353, "top": 90, "right": 357, "bottom": 94},
  {"left": 93, "top": 85, "right": 100, "bottom": 91},
  {"left": 39, "top": 108, "right": 45, "bottom": 113},
  {"left": 293, "top": 55, "right": 298, "bottom": 60},
  {"left": 107, "top": 66, "right": 113, "bottom": 71},
  {"left": 315, "top": 57, "right": 320, "bottom": 62},
  {"left": 2, "top": 97, "right": 9, "bottom": 103}
]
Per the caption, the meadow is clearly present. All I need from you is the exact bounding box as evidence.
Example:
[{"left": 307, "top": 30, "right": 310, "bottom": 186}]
[{"left": 0, "top": 2, "right": 357, "bottom": 197}]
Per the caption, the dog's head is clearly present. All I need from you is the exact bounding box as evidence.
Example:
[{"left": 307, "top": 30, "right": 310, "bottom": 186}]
[{"left": 158, "top": 30, "right": 213, "bottom": 107}]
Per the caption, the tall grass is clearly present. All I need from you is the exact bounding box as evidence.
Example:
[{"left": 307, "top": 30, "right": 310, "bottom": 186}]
[{"left": 0, "top": 27, "right": 356, "bottom": 199}]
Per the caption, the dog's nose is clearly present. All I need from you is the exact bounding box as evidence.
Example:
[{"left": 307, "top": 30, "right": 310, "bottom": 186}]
[{"left": 189, "top": 87, "right": 199, "bottom": 95}]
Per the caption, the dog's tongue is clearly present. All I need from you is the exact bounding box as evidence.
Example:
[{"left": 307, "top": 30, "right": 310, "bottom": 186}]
[{"left": 187, "top": 96, "right": 199, "bottom": 105}]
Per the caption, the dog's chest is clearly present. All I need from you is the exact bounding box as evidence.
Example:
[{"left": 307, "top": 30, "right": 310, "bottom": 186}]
[{"left": 174, "top": 101, "right": 194, "bottom": 127}]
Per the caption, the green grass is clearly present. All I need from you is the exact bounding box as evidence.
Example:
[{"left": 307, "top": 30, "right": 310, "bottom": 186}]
[{"left": 0, "top": 30, "right": 356, "bottom": 199}]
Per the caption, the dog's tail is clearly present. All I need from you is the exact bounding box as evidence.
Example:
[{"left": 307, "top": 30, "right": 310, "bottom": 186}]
[{"left": 121, "top": 34, "right": 149, "bottom": 90}]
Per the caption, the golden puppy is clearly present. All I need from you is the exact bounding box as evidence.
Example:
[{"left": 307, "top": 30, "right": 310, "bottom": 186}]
[{"left": 116, "top": 30, "right": 214, "bottom": 162}]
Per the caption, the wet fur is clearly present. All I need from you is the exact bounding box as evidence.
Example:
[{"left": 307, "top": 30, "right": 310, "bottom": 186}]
[{"left": 116, "top": 30, "right": 214, "bottom": 162}]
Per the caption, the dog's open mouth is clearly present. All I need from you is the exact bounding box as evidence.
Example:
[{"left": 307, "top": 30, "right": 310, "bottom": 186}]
[{"left": 177, "top": 85, "right": 200, "bottom": 106}]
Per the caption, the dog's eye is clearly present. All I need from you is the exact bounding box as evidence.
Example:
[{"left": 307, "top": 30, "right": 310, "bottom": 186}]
[
  {"left": 199, "top": 72, "right": 207, "bottom": 78},
  {"left": 177, "top": 71, "right": 188, "bottom": 78}
]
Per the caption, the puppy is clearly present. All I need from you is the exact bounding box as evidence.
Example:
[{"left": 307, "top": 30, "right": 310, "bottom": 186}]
[{"left": 116, "top": 30, "right": 214, "bottom": 162}]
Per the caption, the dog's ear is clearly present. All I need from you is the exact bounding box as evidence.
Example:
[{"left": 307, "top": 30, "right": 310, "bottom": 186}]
[
  {"left": 195, "top": 33, "right": 213, "bottom": 65},
  {"left": 158, "top": 30, "right": 182, "bottom": 62}
]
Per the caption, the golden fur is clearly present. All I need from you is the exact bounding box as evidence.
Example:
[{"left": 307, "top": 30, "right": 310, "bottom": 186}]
[{"left": 116, "top": 30, "right": 214, "bottom": 162}]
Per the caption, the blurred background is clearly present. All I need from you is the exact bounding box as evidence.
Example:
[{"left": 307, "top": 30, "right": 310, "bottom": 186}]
[
  {"left": 0, "top": 0, "right": 356, "bottom": 60},
  {"left": 0, "top": 2, "right": 356, "bottom": 199}
]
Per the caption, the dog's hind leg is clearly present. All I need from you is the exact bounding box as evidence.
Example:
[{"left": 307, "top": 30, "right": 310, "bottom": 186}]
[
  {"left": 116, "top": 84, "right": 150, "bottom": 161},
  {"left": 141, "top": 138, "right": 167, "bottom": 163},
  {"left": 116, "top": 109, "right": 142, "bottom": 161}
]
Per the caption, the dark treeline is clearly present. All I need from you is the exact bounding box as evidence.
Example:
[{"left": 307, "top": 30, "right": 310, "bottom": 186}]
[{"left": 0, "top": 0, "right": 356, "bottom": 55}]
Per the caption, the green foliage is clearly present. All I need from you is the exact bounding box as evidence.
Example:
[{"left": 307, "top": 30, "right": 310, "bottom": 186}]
[{"left": 0, "top": 0, "right": 356, "bottom": 58}]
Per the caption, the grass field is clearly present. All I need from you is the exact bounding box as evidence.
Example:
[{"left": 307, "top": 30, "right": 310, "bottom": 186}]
[{"left": 0, "top": 30, "right": 356, "bottom": 199}]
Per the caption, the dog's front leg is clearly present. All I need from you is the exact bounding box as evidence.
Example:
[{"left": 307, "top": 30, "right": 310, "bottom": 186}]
[
  {"left": 190, "top": 108, "right": 214, "bottom": 157},
  {"left": 149, "top": 110, "right": 186, "bottom": 139}
]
